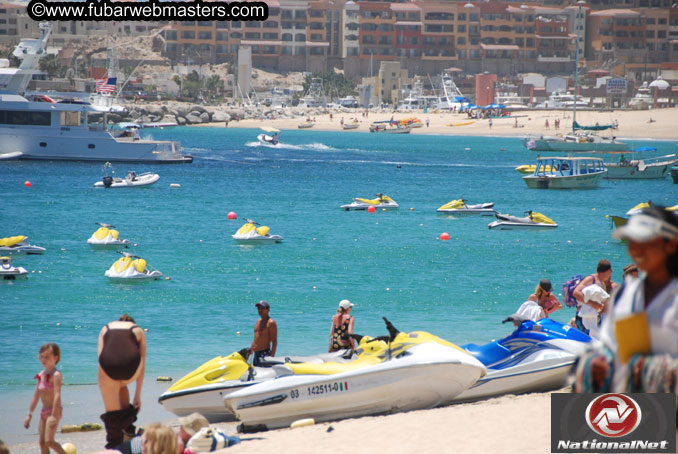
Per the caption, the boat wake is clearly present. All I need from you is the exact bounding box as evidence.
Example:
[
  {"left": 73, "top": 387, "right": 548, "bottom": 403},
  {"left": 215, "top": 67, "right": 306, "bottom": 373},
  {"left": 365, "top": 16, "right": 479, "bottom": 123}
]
[{"left": 245, "top": 141, "right": 339, "bottom": 151}]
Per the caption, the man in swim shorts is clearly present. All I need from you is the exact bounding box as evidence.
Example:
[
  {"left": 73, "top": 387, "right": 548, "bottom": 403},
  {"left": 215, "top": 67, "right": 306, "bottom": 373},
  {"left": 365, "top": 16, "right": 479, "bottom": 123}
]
[{"left": 250, "top": 301, "right": 277, "bottom": 367}]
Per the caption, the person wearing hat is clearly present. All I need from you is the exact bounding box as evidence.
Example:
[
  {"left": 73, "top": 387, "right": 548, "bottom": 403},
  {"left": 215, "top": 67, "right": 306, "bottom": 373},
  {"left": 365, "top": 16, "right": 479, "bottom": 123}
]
[
  {"left": 574, "top": 206, "right": 678, "bottom": 393},
  {"left": 329, "top": 300, "right": 355, "bottom": 352},
  {"left": 250, "top": 301, "right": 277, "bottom": 367},
  {"left": 177, "top": 413, "right": 209, "bottom": 453},
  {"left": 622, "top": 263, "right": 638, "bottom": 281},
  {"left": 515, "top": 279, "right": 562, "bottom": 322}
]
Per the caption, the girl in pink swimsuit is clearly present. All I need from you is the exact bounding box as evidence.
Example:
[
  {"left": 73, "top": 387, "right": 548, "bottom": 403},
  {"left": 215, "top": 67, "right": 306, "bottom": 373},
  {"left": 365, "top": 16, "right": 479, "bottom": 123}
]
[{"left": 25, "top": 343, "right": 67, "bottom": 454}]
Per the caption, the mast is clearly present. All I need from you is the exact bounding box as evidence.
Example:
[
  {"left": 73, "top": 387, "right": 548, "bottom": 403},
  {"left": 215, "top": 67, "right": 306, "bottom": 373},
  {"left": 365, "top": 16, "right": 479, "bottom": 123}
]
[{"left": 572, "top": 1, "right": 584, "bottom": 132}]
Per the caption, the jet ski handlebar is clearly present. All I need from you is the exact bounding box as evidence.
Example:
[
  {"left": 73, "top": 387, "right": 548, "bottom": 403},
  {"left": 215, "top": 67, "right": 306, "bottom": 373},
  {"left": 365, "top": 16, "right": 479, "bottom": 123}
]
[{"left": 382, "top": 317, "right": 400, "bottom": 342}]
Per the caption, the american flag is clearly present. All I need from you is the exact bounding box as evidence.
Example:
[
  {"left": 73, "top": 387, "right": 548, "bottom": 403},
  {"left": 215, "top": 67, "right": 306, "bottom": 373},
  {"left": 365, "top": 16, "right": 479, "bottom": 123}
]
[{"left": 95, "top": 77, "right": 117, "bottom": 93}]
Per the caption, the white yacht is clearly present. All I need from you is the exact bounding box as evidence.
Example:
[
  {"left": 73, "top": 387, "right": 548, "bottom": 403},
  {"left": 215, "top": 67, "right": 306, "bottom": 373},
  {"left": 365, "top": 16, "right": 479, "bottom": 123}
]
[
  {"left": 628, "top": 82, "right": 652, "bottom": 110},
  {"left": 538, "top": 90, "right": 588, "bottom": 109},
  {"left": 0, "top": 23, "right": 191, "bottom": 163},
  {"left": 435, "top": 72, "right": 470, "bottom": 111}
]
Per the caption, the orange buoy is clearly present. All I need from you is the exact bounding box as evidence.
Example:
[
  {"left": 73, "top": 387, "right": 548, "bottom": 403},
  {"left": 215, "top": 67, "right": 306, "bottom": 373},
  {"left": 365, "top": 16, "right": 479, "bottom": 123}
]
[
  {"left": 440, "top": 232, "right": 450, "bottom": 241},
  {"left": 24, "top": 181, "right": 32, "bottom": 187},
  {"left": 227, "top": 211, "right": 237, "bottom": 220},
  {"left": 367, "top": 206, "right": 375, "bottom": 213}
]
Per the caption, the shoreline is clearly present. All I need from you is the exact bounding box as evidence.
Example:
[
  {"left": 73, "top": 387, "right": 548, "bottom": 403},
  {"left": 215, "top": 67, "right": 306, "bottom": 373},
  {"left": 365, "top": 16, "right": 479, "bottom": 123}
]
[
  {"left": 7, "top": 389, "right": 562, "bottom": 454},
  {"left": 190, "top": 107, "right": 678, "bottom": 141}
]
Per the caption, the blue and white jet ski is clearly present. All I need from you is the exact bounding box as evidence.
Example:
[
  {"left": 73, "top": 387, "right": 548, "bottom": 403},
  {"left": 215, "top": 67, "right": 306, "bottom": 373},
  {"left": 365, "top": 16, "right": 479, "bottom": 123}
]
[{"left": 454, "top": 317, "right": 592, "bottom": 402}]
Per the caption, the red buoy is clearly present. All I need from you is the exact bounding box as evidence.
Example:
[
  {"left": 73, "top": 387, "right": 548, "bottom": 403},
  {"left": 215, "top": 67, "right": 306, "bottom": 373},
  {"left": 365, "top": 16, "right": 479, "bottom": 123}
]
[
  {"left": 440, "top": 232, "right": 450, "bottom": 241},
  {"left": 367, "top": 206, "right": 375, "bottom": 213},
  {"left": 227, "top": 211, "right": 237, "bottom": 220},
  {"left": 24, "top": 181, "right": 32, "bottom": 187}
]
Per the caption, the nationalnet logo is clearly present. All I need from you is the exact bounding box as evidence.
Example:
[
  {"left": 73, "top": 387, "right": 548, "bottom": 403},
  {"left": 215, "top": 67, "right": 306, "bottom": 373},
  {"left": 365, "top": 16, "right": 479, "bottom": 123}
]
[
  {"left": 551, "top": 393, "right": 676, "bottom": 453},
  {"left": 585, "top": 394, "right": 641, "bottom": 437}
]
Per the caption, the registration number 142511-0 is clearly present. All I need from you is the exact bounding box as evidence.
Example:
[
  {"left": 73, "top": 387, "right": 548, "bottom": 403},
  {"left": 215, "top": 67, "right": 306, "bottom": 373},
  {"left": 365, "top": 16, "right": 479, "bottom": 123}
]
[{"left": 289, "top": 382, "right": 349, "bottom": 398}]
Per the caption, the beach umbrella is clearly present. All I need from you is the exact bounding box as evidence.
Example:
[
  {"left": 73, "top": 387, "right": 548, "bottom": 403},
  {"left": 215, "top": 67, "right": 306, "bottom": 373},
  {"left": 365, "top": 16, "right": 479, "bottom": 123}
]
[{"left": 261, "top": 126, "right": 280, "bottom": 133}]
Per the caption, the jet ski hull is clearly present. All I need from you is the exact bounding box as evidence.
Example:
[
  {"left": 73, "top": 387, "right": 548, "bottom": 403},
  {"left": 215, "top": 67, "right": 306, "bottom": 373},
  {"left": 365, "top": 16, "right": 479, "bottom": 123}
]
[
  {"left": 224, "top": 343, "right": 485, "bottom": 429},
  {"left": 105, "top": 270, "right": 163, "bottom": 281},
  {"left": 0, "top": 245, "right": 46, "bottom": 255},
  {"left": 257, "top": 134, "right": 279, "bottom": 145},
  {"left": 341, "top": 202, "right": 399, "bottom": 211},
  {"left": 232, "top": 235, "right": 283, "bottom": 244},
  {"left": 1, "top": 266, "right": 28, "bottom": 280},
  {"left": 438, "top": 208, "right": 496, "bottom": 216},
  {"left": 488, "top": 221, "right": 558, "bottom": 230}
]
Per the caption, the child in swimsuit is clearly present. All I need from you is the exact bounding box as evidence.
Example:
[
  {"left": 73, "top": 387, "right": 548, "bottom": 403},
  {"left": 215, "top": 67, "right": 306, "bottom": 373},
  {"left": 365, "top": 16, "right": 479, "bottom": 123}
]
[{"left": 25, "top": 343, "right": 67, "bottom": 454}]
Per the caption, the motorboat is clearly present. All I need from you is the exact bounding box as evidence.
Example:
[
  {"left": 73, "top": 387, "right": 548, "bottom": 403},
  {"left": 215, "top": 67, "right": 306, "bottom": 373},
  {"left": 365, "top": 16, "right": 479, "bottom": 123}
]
[
  {"left": 257, "top": 127, "right": 280, "bottom": 145},
  {"left": 488, "top": 211, "right": 558, "bottom": 230},
  {"left": 342, "top": 120, "right": 360, "bottom": 130},
  {"left": 104, "top": 252, "right": 162, "bottom": 281},
  {"left": 369, "top": 121, "right": 411, "bottom": 134},
  {"left": 0, "top": 236, "right": 45, "bottom": 255},
  {"left": 341, "top": 193, "right": 399, "bottom": 211},
  {"left": 0, "top": 256, "right": 28, "bottom": 280},
  {"left": 232, "top": 219, "right": 283, "bottom": 244},
  {"left": 523, "top": 157, "right": 606, "bottom": 189},
  {"left": 0, "top": 24, "right": 191, "bottom": 163},
  {"left": 87, "top": 223, "right": 131, "bottom": 247},
  {"left": 158, "top": 348, "right": 355, "bottom": 422},
  {"left": 437, "top": 199, "right": 495, "bottom": 216},
  {"left": 628, "top": 82, "right": 653, "bottom": 110},
  {"left": 454, "top": 317, "right": 592, "bottom": 402},
  {"left": 595, "top": 149, "right": 678, "bottom": 180},
  {"left": 94, "top": 171, "right": 159, "bottom": 188},
  {"left": 522, "top": 133, "right": 627, "bottom": 152},
  {"left": 223, "top": 318, "right": 486, "bottom": 430}
]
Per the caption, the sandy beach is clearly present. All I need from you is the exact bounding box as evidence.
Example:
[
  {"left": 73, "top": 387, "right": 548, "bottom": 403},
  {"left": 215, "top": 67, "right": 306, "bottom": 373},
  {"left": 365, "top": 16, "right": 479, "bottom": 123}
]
[
  {"left": 203, "top": 107, "right": 678, "bottom": 141},
  {"left": 8, "top": 390, "right": 558, "bottom": 454}
]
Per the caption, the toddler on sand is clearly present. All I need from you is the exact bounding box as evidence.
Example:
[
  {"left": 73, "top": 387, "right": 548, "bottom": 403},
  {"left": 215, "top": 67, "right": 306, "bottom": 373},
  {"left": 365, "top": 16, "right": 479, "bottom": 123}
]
[{"left": 25, "top": 343, "right": 67, "bottom": 454}]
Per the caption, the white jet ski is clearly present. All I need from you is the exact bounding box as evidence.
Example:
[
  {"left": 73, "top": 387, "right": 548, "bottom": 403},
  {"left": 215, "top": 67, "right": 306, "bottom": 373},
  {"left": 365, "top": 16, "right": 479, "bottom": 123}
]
[
  {"left": 0, "top": 256, "right": 28, "bottom": 280},
  {"left": 105, "top": 252, "right": 162, "bottom": 281},
  {"left": 454, "top": 317, "right": 592, "bottom": 402},
  {"left": 223, "top": 318, "right": 486, "bottom": 430},
  {"left": 0, "top": 236, "right": 46, "bottom": 255},
  {"left": 158, "top": 348, "right": 354, "bottom": 422},
  {"left": 437, "top": 198, "right": 496, "bottom": 215},
  {"left": 87, "top": 223, "right": 131, "bottom": 248},
  {"left": 232, "top": 219, "right": 283, "bottom": 244},
  {"left": 488, "top": 211, "right": 558, "bottom": 230},
  {"left": 341, "top": 193, "right": 399, "bottom": 211},
  {"left": 94, "top": 171, "right": 159, "bottom": 188}
]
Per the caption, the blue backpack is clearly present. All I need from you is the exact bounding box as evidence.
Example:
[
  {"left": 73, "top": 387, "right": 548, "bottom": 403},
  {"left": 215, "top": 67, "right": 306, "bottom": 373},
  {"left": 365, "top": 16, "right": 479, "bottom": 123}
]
[{"left": 562, "top": 274, "right": 583, "bottom": 308}]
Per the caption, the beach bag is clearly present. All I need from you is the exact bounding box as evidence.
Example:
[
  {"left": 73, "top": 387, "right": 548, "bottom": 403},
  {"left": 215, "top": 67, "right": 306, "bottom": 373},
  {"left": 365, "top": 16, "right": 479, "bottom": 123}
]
[
  {"left": 186, "top": 427, "right": 240, "bottom": 453},
  {"left": 562, "top": 274, "right": 583, "bottom": 308}
]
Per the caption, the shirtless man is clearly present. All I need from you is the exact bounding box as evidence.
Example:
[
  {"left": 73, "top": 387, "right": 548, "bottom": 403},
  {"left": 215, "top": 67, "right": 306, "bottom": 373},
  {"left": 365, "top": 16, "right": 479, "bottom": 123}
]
[{"left": 251, "top": 301, "right": 277, "bottom": 366}]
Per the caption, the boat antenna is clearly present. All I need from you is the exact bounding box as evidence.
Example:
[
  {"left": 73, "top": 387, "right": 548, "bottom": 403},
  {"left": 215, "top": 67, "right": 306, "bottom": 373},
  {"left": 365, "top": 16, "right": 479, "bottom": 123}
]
[{"left": 572, "top": 1, "right": 584, "bottom": 133}]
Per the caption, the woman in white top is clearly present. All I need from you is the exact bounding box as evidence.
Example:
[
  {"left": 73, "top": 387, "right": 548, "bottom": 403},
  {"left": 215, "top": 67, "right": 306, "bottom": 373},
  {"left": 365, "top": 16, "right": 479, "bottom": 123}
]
[{"left": 574, "top": 206, "right": 678, "bottom": 393}]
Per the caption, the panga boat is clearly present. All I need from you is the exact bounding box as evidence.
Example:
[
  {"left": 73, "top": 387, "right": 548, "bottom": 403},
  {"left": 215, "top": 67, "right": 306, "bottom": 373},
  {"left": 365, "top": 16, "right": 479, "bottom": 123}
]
[
  {"left": 158, "top": 348, "right": 355, "bottom": 422},
  {"left": 298, "top": 121, "right": 315, "bottom": 129},
  {"left": 488, "top": 211, "right": 558, "bottom": 230},
  {"left": 455, "top": 318, "right": 592, "bottom": 402},
  {"left": 257, "top": 127, "right": 280, "bottom": 145},
  {"left": 87, "top": 223, "right": 131, "bottom": 247},
  {"left": 232, "top": 220, "right": 283, "bottom": 244},
  {"left": 104, "top": 252, "right": 162, "bottom": 281},
  {"left": 590, "top": 149, "right": 678, "bottom": 180},
  {"left": 0, "top": 256, "right": 28, "bottom": 280},
  {"left": 522, "top": 157, "right": 606, "bottom": 189},
  {"left": 341, "top": 193, "right": 399, "bottom": 211},
  {"left": 223, "top": 318, "right": 486, "bottom": 430},
  {"left": 437, "top": 199, "right": 495, "bottom": 216},
  {"left": 342, "top": 120, "right": 359, "bottom": 130},
  {"left": 0, "top": 236, "right": 45, "bottom": 255},
  {"left": 369, "top": 121, "right": 411, "bottom": 134}
]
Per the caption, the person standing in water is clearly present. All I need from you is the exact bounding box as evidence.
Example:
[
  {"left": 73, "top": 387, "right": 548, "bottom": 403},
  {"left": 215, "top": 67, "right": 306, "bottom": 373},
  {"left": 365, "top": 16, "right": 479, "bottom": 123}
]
[{"left": 251, "top": 301, "right": 277, "bottom": 366}]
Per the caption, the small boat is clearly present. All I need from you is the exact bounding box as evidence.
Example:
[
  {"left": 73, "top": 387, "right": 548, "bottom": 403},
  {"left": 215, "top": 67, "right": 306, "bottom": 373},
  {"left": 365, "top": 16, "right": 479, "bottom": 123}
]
[
  {"left": 522, "top": 133, "right": 628, "bottom": 152},
  {"left": 0, "top": 236, "right": 46, "bottom": 255},
  {"left": 437, "top": 199, "right": 495, "bottom": 216},
  {"left": 342, "top": 121, "right": 359, "bottom": 130},
  {"left": 341, "top": 193, "right": 399, "bottom": 211},
  {"left": 610, "top": 215, "right": 628, "bottom": 230},
  {"left": 591, "top": 149, "right": 678, "bottom": 180},
  {"left": 0, "top": 256, "right": 28, "bottom": 280},
  {"left": 232, "top": 219, "right": 283, "bottom": 244},
  {"left": 454, "top": 318, "right": 592, "bottom": 402},
  {"left": 94, "top": 171, "right": 159, "bottom": 188},
  {"left": 158, "top": 348, "right": 355, "bottom": 422},
  {"left": 369, "top": 121, "right": 411, "bottom": 134},
  {"left": 672, "top": 165, "right": 678, "bottom": 184},
  {"left": 297, "top": 121, "right": 314, "bottom": 129},
  {"left": 87, "top": 223, "right": 131, "bottom": 248},
  {"left": 104, "top": 252, "right": 162, "bottom": 281},
  {"left": 449, "top": 121, "right": 475, "bottom": 127},
  {"left": 223, "top": 318, "right": 486, "bottom": 430},
  {"left": 257, "top": 127, "right": 281, "bottom": 145},
  {"left": 488, "top": 211, "right": 558, "bottom": 230},
  {"left": 0, "top": 151, "right": 22, "bottom": 160},
  {"left": 522, "top": 157, "right": 606, "bottom": 189}
]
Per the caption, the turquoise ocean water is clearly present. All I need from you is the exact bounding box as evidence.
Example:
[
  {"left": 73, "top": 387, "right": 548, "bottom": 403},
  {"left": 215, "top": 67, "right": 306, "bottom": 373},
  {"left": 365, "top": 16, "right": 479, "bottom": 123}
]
[{"left": 1, "top": 128, "right": 676, "bottom": 443}]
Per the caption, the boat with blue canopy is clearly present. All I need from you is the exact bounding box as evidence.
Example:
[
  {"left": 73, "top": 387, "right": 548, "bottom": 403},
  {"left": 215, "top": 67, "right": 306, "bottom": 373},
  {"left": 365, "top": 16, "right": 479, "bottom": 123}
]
[{"left": 523, "top": 157, "right": 606, "bottom": 189}]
